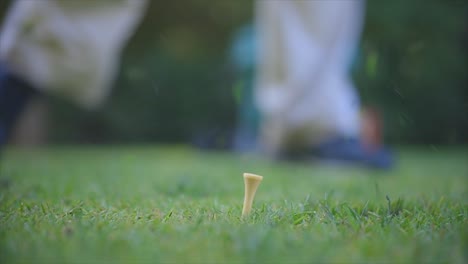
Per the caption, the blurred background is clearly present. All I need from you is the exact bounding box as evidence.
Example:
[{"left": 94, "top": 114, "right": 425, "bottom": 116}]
[{"left": 1, "top": 0, "right": 466, "bottom": 147}]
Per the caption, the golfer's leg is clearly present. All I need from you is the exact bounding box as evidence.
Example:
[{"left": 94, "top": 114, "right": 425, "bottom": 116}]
[
  {"left": 255, "top": 0, "right": 362, "bottom": 156},
  {"left": 255, "top": 0, "right": 392, "bottom": 168},
  {"left": 0, "top": 0, "right": 147, "bottom": 147},
  {"left": 254, "top": 0, "right": 290, "bottom": 156},
  {"left": 284, "top": 0, "right": 365, "bottom": 145},
  {"left": 0, "top": 64, "right": 37, "bottom": 146}
]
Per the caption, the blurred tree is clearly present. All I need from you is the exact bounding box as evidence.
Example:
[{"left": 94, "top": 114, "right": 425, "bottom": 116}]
[{"left": 354, "top": 0, "right": 467, "bottom": 144}]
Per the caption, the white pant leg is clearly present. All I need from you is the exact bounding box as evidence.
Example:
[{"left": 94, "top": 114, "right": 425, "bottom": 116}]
[
  {"left": 0, "top": 0, "right": 147, "bottom": 109},
  {"left": 255, "top": 0, "right": 365, "bottom": 155}
]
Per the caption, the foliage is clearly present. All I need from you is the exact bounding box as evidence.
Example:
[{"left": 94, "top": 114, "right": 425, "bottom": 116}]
[{"left": 355, "top": 0, "right": 468, "bottom": 144}]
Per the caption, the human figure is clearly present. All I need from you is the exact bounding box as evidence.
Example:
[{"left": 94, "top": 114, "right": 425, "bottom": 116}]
[{"left": 232, "top": 0, "right": 393, "bottom": 168}]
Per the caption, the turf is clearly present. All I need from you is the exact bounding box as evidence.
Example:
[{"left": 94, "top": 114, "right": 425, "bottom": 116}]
[{"left": 0, "top": 146, "right": 467, "bottom": 263}]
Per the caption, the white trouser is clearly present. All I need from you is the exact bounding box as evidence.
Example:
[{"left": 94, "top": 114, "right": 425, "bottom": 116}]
[
  {"left": 0, "top": 0, "right": 147, "bottom": 109},
  {"left": 255, "top": 0, "right": 365, "bottom": 155}
]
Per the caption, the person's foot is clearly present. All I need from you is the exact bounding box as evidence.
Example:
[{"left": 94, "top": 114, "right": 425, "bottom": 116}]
[
  {"left": 309, "top": 137, "right": 394, "bottom": 170},
  {"left": 0, "top": 63, "right": 37, "bottom": 147}
]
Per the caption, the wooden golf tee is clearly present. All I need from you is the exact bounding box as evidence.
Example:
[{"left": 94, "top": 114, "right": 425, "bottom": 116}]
[{"left": 242, "top": 173, "right": 263, "bottom": 217}]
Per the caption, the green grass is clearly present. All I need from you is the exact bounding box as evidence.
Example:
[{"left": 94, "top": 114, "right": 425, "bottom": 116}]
[{"left": 0, "top": 145, "right": 467, "bottom": 263}]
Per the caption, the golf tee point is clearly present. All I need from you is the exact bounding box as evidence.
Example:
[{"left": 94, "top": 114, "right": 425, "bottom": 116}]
[{"left": 242, "top": 173, "right": 263, "bottom": 217}]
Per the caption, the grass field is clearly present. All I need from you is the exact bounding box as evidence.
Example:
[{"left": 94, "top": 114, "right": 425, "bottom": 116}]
[{"left": 0, "top": 145, "right": 467, "bottom": 263}]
